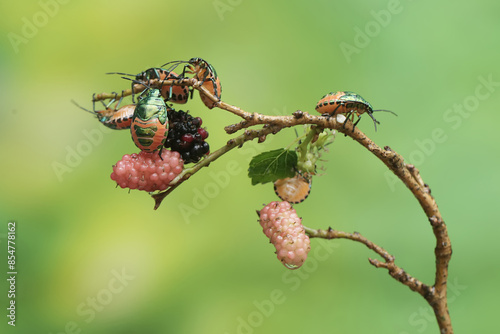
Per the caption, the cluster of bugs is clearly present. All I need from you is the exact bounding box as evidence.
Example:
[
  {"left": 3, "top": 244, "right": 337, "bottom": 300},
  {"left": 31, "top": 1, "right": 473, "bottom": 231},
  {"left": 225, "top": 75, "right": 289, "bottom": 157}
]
[
  {"left": 76, "top": 58, "right": 394, "bottom": 201},
  {"left": 75, "top": 57, "right": 222, "bottom": 160}
]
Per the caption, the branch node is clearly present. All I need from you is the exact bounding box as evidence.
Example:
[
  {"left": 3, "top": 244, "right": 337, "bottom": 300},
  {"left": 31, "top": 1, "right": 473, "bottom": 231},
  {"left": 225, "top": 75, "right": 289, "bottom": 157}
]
[
  {"left": 293, "top": 110, "right": 304, "bottom": 118},
  {"left": 247, "top": 113, "right": 258, "bottom": 121},
  {"left": 369, "top": 258, "right": 386, "bottom": 268},
  {"left": 429, "top": 215, "right": 442, "bottom": 227}
]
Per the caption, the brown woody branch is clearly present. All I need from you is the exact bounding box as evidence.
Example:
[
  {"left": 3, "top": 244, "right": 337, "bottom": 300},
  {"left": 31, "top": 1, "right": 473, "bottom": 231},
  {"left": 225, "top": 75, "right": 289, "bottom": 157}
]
[
  {"left": 92, "top": 78, "right": 195, "bottom": 102},
  {"left": 224, "top": 111, "right": 453, "bottom": 333},
  {"left": 94, "top": 76, "right": 452, "bottom": 333},
  {"left": 304, "top": 227, "right": 434, "bottom": 300}
]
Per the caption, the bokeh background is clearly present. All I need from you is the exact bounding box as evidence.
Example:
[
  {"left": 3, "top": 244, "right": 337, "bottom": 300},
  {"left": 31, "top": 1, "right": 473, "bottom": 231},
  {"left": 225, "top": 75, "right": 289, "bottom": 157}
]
[{"left": 0, "top": 0, "right": 498, "bottom": 333}]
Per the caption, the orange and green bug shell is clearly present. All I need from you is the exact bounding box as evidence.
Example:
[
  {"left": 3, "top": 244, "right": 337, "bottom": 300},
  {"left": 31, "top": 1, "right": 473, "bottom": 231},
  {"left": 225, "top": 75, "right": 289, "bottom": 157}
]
[
  {"left": 130, "top": 89, "right": 169, "bottom": 152},
  {"left": 84, "top": 103, "right": 135, "bottom": 130},
  {"left": 199, "top": 75, "right": 221, "bottom": 109},
  {"left": 315, "top": 91, "right": 373, "bottom": 117},
  {"left": 92, "top": 107, "right": 114, "bottom": 120},
  {"left": 101, "top": 104, "right": 135, "bottom": 129},
  {"left": 187, "top": 58, "right": 222, "bottom": 109},
  {"left": 160, "top": 71, "right": 190, "bottom": 104},
  {"left": 274, "top": 174, "right": 312, "bottom": 204},
  {"left": 136, "top": 68, "right": 190, "bottom": 104}
]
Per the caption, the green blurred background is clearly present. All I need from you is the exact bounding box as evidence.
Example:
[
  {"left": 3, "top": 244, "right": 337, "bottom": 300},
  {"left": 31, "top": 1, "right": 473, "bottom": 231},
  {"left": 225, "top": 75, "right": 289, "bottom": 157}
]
[{"left": 0, "top": 0, "right": 498, "bottom": 333}]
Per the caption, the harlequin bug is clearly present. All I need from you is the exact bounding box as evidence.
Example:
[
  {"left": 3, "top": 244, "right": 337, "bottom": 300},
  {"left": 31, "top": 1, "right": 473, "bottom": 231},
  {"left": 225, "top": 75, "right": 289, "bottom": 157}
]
[
  {"left": 130, "top": 88, "right": 169, "bottom": 153},
  {"left": 315, "top": 91, "right": 396, "bottom": 131},
  {"left": 73, "top": 96, "right": 135, "bottom": 130},
  {"left": 136, "top": 68, "right": 190, "bottom": 104},
  {"left": 163, "top": 58, "right": 222, "bottom": 109},
  {"left": 188, "top": 58, "right": 222, "bottom": 109},
  {"left": 106, "top": 104, "right": 135, "bottom": 129},
  {"left": 108, "top": 67, "right": 190, "bottom": 104},
  {"left": 274, "top": 174, "right": 312, "bottom": 204}
]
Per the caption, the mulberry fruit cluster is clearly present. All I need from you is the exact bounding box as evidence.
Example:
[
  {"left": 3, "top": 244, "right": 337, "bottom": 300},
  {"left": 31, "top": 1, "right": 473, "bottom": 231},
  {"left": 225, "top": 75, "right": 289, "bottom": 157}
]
[
  {"left": 164, "top": 109, "right": 210, "bottom": 164},
  {"left": 110, "top": 150, "right": 183, "bottom": 192},
  {"left": 258, "top": 201, "right": 311, "bottom": 269}
]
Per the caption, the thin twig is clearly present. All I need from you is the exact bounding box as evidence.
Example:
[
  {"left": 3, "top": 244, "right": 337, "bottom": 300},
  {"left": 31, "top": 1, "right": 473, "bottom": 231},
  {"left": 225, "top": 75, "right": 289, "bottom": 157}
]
[
  {"left": 152, "top": 125, "right": 284, "bottom": 209},
  {"left": 92, "top": 79, "right": 194, "bottom": 102},
  {"left": 304, "top": 227, "right": 434, "bottom": 300}
]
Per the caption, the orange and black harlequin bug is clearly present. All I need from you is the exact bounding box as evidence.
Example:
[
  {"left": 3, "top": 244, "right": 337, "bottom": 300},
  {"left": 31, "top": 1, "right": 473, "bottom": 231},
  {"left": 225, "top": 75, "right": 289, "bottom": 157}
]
[
  {"left": 274, "top": 173, "right": 312, "bottom": 204},
  {"left": 164, "top": 58, "right": 222, "bottom": 109},
  {"left": 73, "top": 96, "right": 135, "bottom": 130},
  {"left": 108, "top": 67, "right": 190, "bottom": 104},
  {"left": 130, "top": 87, "right": 169, "bottom": 153},
  {"left": 315, "top": 91, "right": 396, "bottom": 131},
  {"left": 136, "top": 68, "right": 190, "bottom": 104},
  {"left": 186, "top": 58, "right": 222, "bottom": 109}
]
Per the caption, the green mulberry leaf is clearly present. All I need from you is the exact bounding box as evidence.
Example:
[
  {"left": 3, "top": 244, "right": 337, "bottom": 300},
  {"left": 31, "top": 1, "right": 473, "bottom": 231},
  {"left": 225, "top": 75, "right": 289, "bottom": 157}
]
[{"left": 248, "top": 149, "right": 298, "bottom": 185}]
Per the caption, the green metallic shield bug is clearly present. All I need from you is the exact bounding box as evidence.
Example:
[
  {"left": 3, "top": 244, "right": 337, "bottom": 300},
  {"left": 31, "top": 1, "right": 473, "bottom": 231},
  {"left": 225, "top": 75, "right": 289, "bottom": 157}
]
[
  {"left": 131, "top": 88, "right": 169, "bottom": 152},
  {"left": 315, "top": 91, "right": 396, "bottom": 131}
]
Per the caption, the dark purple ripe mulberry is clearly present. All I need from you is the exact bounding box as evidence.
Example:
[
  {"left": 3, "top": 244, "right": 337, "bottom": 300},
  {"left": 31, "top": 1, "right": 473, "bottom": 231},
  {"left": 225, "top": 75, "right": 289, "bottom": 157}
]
[{"left": 164, "top": 109, "right": 210, "bottom": 163}]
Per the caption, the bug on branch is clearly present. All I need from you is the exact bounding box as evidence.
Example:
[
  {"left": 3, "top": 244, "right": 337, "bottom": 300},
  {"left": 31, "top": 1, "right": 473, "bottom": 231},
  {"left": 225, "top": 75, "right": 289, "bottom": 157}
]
[
  {"left": 108, "top": 66, "right": 191, "bottom": 104},
  {"left": 163, "top": 58, "right": 222, "bottom": 109},
  {"left": 73, "top": 95, "right": 135, "bottom": 130},
  {"left": 315, "top": 91, "right": 396, "bottom": 131}
]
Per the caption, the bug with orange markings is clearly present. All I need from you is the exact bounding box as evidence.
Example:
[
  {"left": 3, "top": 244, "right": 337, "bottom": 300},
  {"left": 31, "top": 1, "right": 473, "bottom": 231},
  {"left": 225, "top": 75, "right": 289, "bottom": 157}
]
[
  {"left": 315, "top": 91, "right": 396, "bottom": 131},
  {"left": 108, "top": 67, "right": 191, "bottom": 104},
  {"left": 73, "top": 96, "right": 135, "bottom": 130},
  {"left": 161, "top": 58, "right": 222, "bottom": 108},
  {"left": 176, "top": 58, "right": 222, "bottom": 109},
  {"left": 136, "top": 67, "right": 190, "bottom": 104},
  {"left": 274, "top": 174, "right": 312, "bottom": 204},
  {"left": 130, "top": 88, "right": 169, "bottom": 153}
]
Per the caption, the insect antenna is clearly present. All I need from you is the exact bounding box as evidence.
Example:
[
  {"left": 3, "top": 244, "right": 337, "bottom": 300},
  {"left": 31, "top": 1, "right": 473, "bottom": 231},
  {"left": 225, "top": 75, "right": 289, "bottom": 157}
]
[
  {"left": 160, "top": 60, "right": 187, "bottom": 71},
  {"left": 71, "top": 100, "right": 94, "bottom": 114},
  {"left": 373, "top": 109, "right": 398, "bottom": 116},
  {"left": 111, "top": 70, "right": 150, "bottom": 102},
  {"left": 365, "top": 111, "right": 381, "bottom": 132},
  {"left": 106, "top": 71, "right": 135, "bottom": 77},
  {"left": 368, "top": 109, "right": 397, "bottom": 131},
  {"left": 121, "top": 77, "right": 151, "bottom": 102}
]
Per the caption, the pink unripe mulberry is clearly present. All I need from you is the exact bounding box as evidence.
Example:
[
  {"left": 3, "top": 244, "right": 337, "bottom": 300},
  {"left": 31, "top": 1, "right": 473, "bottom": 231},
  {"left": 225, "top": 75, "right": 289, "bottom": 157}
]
[
  {"left": 258, "top": 201, "right": 311, "bottom": 269},
  {"left": 110, "top": 150, "right": 183, "bottom": 192}
]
